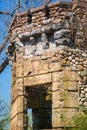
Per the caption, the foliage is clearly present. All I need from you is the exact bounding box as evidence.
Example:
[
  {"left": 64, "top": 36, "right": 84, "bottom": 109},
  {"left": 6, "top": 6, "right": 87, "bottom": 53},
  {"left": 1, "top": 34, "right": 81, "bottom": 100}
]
[
  {"left": 72, "top": 114, "right": 87, "bottom": 130},
  {"left": 71, "top": 107, "right": 87, "bottom": 130},
  {"left": 28, "top": 109, "right": 33, "bottom": 130},
  {"left": 0, "top": 97, "right": 10, "bottom": 130},
  {"left": 63, "top": 107, "right": 87, "bottom": 130}
]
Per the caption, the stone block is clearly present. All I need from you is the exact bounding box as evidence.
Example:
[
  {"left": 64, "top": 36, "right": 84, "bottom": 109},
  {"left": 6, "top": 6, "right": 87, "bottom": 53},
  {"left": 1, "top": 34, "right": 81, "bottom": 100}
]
[
  {"left": 55, "top": 38, "right": 70, "bottom": 46},
  {"left": 12, "top": 64, "right": 16, "bottom": 85},
  {"left": 52, "top": 81, "right": 78, "bottom": 91},
  {"left": 64, "top": 81, "right": 78, "bottom": 90},
  {"left": 15, "top": 55, "right": 23, "bottom": 71},
  {"left": 54, "top": 29, "right": 70, "bottom": 39},
  {"left": 23, "top": 58, "right": 32, "bottom": 76},
  {"left": 52, "top": 82, "right": 62, "bottom": 91},
  {"left": 32, "top": 60, "right": 49, "bottom": 75},
  {"left": 23, "top": 58, "right": 50, "bottom": 76},
  {"left": 11, "top": 96, "right": 24, "bottom": 119},
  {"left": 63, "top": 91, "right": 78, "bottom": 100},
  {"left": 63, "top": 70, "right": 81, "bottom": 81},
  {"left": 52, "top": 109, "right": 63, "bottom": 127},
  {"left": 12, "top": 78, "right": 24, "bottom": 102},
  {"left": 17, "top": 114, "right": 24, "bottom": 128},
  {"left": 53, "top": 90, "right": 64, "bottom": 108},
  {"left": 10, "top": 113, "right": 27, "bottom": 130},
  {"left": 52, "top": 72, "right": 64, "bottom": 82},
  {"left": 49, "top": 62, "right": 62, "bottom": 72},
  {"left": 44, "top": 50, "right": 58, "bottom": 58},
  {"left": 53, "top": 90, "right": 79, "bottom": 108},
  {"left": 24, "top": 73, "right": 52, "bottom": 86},
  {"left": 63, "top": 99, "right": 79, "bottom": 108},
  {"left": 63, "top": 91, "right": 79, "bottom": 108},
  {"left": 76, "top": 65, "right": 84, "bottom": 70},
  {"left": 53, "top": 99, "right": 63, "bottom": 109},
  {"left": 10, "top": 116, "right": 18, "bottom": 130},
  {"left": 62, "top": 108, "right": 78, "bottom": 119},
  {"left": 16, "top": 54, "right": 23, "bottom": 66},
  {"left": 52, "top": 108, "right": 77, "bottom": 128},
  {"left": 16, "top": 67, "right": 23, "bottom": 78}
]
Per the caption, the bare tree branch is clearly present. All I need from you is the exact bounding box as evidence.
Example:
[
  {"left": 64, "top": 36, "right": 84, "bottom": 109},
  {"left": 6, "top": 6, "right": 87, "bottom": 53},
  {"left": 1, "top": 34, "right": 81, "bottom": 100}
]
[
  {"left": 0, "top": 11, "right": 13, "bottom": 16},
  {"left": 15, "top": 0, "right": 21, "bottom": 13},
  {"left": 43, "top": 0, "right": 51, "bottom": 5},
  {"left": 12, "top": 0, "right": 24, "bottom": 14},
  {"left": 0, "top": 35, "right": 9, "bottom": 53},
  {"left": 0, "top": 58, "right": 9, "bottom": 73}
]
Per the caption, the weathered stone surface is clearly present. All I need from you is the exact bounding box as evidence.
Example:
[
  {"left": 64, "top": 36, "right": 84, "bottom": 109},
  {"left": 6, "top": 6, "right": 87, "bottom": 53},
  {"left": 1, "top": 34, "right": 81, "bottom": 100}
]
[
  {"left": 53, "top": 91, "right": 64, "bottom": 108},
  {"left": 63, "top": 91, "right": 79, "bottom": 108},
  {"left": 10, "top": 116, "right": 18, "bottom": 130},
  {"left": 41, "top": 33, "right": 47, "bottom": 42},
  {"left": 52, "top": 72, "right": 64, "bottom": 82},
  {"left": 54, "top": 29, "right": 70, "bottom": 39},
  {"left": 11, "top": 96, "right": 24, "bottom": 119},
  {"left": 52, "top": 90, "right": 79, "bottom": 108},
  {"left": 23, "top": 58, "right": 32, "bottom": 76},
  {"left": 64, "top": 81, "right": 78, "bottom": 90},
  {"left": 62, "top": 108, "right": 78, "bottom": 119},
  {"left": 32, "top": 60, "right": 49, "bottom": 74},
  {"left": 12, "top": 78, "right": 24, "bottom": 102},
  {"left": 52, "top": 109, "right": 63, "bottom": 127},
  {"left": 24, "top": 73, "right": 52, "bottom": 86},
  {"left": 30, "top": 36, "right": 36, "bottom": 45},
  {"left": 11, "top": 113, "right": 27, "bottom": 130},
  {"left": 76, "top": 65, "right": 84, "bottom": 70},
  {"left": 52, "top": 82, "right": 63, "bottom": 91},
  {"left": 15, "top": 56, "right": 23, "bottom": 78},
  {"left": 18, "top": 32, "right": 31, "bottom": 39},
  {"left": 55, "top": 38, "right": 70, "bottom": 46},
  {"left": 49, "top": 62, "right": 62, "bottom": 72},
  {"left": 52, "top": 81, "right": 78, "bottom": 92},
  {"left": 64, "top": 99, "right": 79, "bottom": 108},
  {"left": 52, "top": 70, "right": 81, "bottom": 82},
  {"left": 16, "top": 67, "right": 23, "bottom": 78}
]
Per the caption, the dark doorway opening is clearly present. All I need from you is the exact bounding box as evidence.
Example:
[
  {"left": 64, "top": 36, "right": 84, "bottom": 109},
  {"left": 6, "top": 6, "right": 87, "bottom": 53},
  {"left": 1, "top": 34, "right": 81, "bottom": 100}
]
[{"left": 26, "top": 84, "right": 52, "bottom": 130}]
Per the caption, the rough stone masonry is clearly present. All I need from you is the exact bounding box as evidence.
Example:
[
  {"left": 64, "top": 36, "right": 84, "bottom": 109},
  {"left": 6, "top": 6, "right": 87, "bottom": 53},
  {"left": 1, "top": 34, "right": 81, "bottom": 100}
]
[{"left": 7, "top": 0, "right": 87, "bottom": 130}]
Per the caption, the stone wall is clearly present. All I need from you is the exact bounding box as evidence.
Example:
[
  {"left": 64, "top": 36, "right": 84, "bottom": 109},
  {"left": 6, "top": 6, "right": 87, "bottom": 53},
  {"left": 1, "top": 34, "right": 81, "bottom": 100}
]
[
  {"left": 8, "top": 0, "right": 87, "bottom": 130},
  {"left": 72, "top": 0, "right": 87, "bottom": 48},
  {"left": 10, "top": 46, "right": 87, "bottom": 130}
]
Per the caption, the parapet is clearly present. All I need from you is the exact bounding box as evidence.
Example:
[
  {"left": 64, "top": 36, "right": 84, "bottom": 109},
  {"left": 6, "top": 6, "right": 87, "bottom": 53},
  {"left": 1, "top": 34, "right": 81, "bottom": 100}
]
[
  {"left": 8, "top": 1, "right": 74, "bottom": 58},
  {"left": 8, "top": 0, "right": 87, "bottom": 59},
  {"left": 9, "top": 1, "right": 72, "bottom": 38}
]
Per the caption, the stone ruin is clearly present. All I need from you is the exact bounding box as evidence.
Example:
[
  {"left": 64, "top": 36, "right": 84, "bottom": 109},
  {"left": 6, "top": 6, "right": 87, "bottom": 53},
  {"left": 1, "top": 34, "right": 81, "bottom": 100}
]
[{"left": 7, "top": 0, "right": 87, "bottom": 129}]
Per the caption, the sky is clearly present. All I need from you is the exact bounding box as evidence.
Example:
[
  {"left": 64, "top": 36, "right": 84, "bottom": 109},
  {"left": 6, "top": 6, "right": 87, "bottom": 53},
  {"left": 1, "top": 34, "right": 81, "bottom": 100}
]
[
  {"left": 0, "top": 0, "right": 13, "bottom": 104},
  {"left": 0, "top": 65, "right": 12, "bottom": 103}
]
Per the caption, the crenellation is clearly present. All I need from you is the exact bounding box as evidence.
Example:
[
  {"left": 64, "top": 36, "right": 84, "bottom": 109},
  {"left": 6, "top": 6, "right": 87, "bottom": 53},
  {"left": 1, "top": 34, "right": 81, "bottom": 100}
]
[{"left": 9, "top": 2, "right": 72, "bottom": 44}]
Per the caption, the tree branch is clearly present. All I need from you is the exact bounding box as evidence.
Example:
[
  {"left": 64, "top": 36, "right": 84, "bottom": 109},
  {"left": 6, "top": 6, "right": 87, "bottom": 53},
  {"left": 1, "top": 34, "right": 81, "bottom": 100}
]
[
  {"left": 43, "top": 0, "right": 51, "bottom": 5},
  {"left": 0, "top": 11, "right": 13, "bottom": 16},
  {"left": 0, "top": 35, "right": 9, "bottom": 53},
  {"left": 0, "top": 58, "right": 9, "bottom": 73}
]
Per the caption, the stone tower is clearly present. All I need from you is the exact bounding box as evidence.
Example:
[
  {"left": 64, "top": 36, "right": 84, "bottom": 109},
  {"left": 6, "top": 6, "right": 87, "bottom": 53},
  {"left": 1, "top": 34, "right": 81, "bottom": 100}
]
[{"left": 8, "top": 0, "right": 87, "bottom": 130}]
